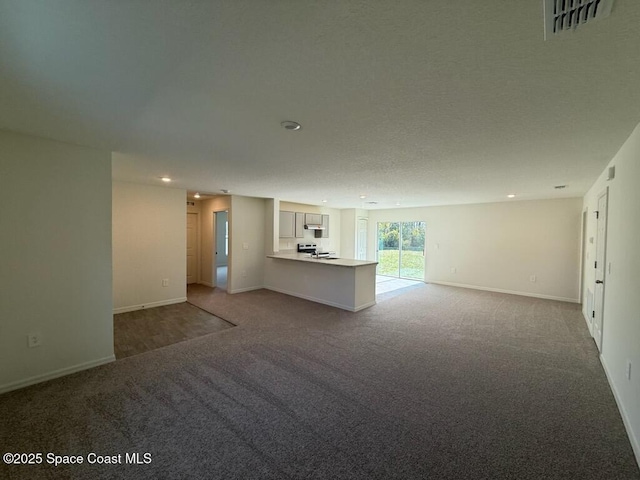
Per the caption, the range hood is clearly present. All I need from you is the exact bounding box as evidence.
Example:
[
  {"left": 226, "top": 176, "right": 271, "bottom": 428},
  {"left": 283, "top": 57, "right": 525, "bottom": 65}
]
[{"left": 304, "top": 224, "right": 325, "bottom": 230}]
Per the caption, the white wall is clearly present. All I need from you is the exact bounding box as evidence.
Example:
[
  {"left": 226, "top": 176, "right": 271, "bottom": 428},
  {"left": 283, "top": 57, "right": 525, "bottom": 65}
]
[
  {"left": 0, "top": 130, "right": 113, "bottom": 393},
  {"left": 368, "top": 198, "right": 582, "bottom": 302},
  {"left": 264, "top": 198, "right": 279, "bottom": 255},
  {"left": 112, "top": 181, "right": 186, "bottom": 313},
  {"left": 229, "top": 195, "right": 266, "bottom": 293},
  {"left": 583, "top": 123, "right": 640, "bottom": 463}
]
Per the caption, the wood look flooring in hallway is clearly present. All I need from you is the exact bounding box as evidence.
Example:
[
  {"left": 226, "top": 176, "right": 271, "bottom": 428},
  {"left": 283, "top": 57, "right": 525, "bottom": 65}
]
[{"left": 113, "top": 301, "right": 234, "bottom": 359}]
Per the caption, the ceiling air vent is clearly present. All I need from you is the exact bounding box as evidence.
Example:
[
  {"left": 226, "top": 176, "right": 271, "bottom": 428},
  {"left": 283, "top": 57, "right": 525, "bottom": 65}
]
[{"left": 544, "top": 0, "right": 614, "bottom": 39}]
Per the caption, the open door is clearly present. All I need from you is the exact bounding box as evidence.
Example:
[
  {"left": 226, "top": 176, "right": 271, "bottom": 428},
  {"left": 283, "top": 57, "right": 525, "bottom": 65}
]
[{"left": 592, "top": 188, "right": 608, "bottom": 352}]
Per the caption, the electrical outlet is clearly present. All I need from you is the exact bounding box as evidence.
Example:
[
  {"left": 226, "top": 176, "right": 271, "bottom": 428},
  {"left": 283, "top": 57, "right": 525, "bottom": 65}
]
[
  {"left": 27, "top": 332, "right": 42, "bottom": 348},
  {"left": 162, "top": 278, "right": 169, "bottom": 287},
  {"left": 529, "top": 275, "right": 536, "bottom": 283},
  {"left": 450, "top": 267, "right": 456, "bottom": 274},
  {"left": 626, "top": 360, "right": 632, "bottom": 381},
  {"left": 242, "top": 242, "right": 249, "bottom": 250}
]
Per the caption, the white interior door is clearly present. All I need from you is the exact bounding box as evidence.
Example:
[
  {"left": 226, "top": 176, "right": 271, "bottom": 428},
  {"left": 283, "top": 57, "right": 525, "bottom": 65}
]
[
  {"left": 186, "top": 213, "right": 198, "bottom": 284},
  {"left": 593, "top": 189, "right": 608, "bottom": 352},
  {"left": 357, "top": 218, "right": 367, "bottom": 260}
]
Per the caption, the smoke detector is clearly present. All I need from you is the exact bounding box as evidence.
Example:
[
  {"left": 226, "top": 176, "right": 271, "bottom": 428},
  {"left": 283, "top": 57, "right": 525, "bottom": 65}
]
[{"left": 544, "top": 0, "right": 614, "bottom": 39}]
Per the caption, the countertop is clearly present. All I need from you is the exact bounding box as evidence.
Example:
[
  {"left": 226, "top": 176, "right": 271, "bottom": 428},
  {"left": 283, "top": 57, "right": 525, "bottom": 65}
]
[{"left": 267, "top": 253, "right": 377, "bottom": 268}]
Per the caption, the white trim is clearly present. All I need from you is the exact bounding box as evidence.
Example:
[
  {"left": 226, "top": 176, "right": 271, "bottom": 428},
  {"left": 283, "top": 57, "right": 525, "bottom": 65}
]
[
  {"left": 227, "top": 286, "right": 263, "bottom": 294},
  {"left": 599, "top": 355, "right": 640, "bottom": 466},
  {"left": 265, "top": 286, "right": 375, "bottom": 312},
  {"left": 429, "top": 281, "right": 579, "bottom": 303},
  {"left": 0, "top": 355, "right": 116, "bottom": 394},
  {"left": 113, "top": 297, "right": 187, "bottom": 314}
]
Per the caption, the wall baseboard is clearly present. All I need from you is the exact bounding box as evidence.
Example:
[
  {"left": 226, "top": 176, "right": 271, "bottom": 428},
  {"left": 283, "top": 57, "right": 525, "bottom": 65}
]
[
  {"left": 265, "top": 286, "right": 372, "bottom": 312},
  {"left": 0, "top": 355, "right": 116, "bottom": 394},
  {"left": 198, "top": 281, "right": 216, "bottom": 288},
  {"left": 113, "top": 297, "right": 187, "bottom": 314},
  {"left": 227, "top": 286, "right": 263, "bottom": 294},
  {"left": 600, "top": 355, "right": 640, "bottom": 468},
  {"left": 429, "top": 281, "right": 579, "bottom": 303}
]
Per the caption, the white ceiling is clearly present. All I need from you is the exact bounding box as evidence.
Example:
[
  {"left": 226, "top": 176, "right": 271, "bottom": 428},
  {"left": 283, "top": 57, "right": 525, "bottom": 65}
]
[{"left": 1, "top": 1, "right": 639, "bottom": 209}]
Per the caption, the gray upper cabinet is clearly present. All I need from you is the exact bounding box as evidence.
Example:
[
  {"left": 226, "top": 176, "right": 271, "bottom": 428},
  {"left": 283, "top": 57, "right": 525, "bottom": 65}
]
[
  {"left": 295, "top": 212, "right": 304, "bottom": 238},
  {"left": 321, "top": 214, "right": 329, "bottom": 238},
  {"left": 305, "top": 213, "right": 322, "bottom": 225},
  {"left": 279, "top": 211, "right": 295, "bottom": 238}
]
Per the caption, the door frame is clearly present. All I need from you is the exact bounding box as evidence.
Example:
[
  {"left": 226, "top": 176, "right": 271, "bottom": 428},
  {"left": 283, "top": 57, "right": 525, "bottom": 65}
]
[
  {"left": 212, "top": 209, "right": 230, "bottom": 291},
  {"left": 186, "top": 211, "right": 201, "bottom": 284}
]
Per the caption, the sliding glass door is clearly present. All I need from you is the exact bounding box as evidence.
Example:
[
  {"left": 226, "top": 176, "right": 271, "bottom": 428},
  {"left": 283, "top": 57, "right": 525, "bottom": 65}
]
[
  {"left": 377, "top": 222, "right": 401, "bottom": 277},
  {"left": 376, "top": 221, "right": 425, "bottom": 280}
]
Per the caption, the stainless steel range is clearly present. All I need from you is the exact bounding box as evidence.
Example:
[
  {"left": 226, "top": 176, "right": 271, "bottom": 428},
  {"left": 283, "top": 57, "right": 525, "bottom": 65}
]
[
  {"left": 297, "top": 243, "right": 333, "bottom": 258},
  {"left": 297, "top": 243, "right": 317, "bottom": 254}
]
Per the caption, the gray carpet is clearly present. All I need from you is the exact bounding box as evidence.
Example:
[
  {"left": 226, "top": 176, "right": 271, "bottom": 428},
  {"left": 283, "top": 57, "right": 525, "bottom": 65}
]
[{"left": 1, "top": 283, "right": 638, "bottom": 479}]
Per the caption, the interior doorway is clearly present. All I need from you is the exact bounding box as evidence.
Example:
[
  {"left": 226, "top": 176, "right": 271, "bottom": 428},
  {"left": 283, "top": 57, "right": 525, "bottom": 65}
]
[
  {"left": 186, "top": 212, "right": 199, "bottom": 284},
  {"left": 376, "top": 221, "right": 426, "bottom": 280},
  {"left": 214, "top": 210, "right": 229, "bottom": 290}
]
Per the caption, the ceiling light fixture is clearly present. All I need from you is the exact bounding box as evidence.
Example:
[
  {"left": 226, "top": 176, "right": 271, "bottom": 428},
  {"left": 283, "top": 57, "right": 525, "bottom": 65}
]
[
  {"left": 281, "top": 121, "right": 302, "bottom": 131},
  {"left": 322, "top": 199, "right": 328, "bottom": 203},
  {"left": 221, "top": 189, "right": 230, "bottom": 194},
  {"left": 359, "top": 195, "right": 366, "bottom": 199},
  {"left": 507, "top": 194, "right": 516, "bottom": 198},
  {"left": 194, "top": 193, "right": 201, "bottom": 199},
  {"left": 161, "top": 177, "right": 171, "bottom": 182}
]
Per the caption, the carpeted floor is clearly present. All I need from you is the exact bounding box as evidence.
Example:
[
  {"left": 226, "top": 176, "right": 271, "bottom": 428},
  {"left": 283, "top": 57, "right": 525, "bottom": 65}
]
[{"left": 1, "top": 283, "right": 638, "bottom": 479}]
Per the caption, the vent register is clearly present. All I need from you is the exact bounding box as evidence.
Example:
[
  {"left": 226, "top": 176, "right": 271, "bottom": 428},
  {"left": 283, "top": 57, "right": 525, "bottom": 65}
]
[{"left": 544, "top": 0, "right": 614, "bottom": 38}]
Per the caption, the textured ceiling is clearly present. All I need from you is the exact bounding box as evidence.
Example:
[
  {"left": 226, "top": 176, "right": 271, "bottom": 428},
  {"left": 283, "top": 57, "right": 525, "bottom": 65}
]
[{"left": 1, "top": 1, "right": 639, "bottom": 209}]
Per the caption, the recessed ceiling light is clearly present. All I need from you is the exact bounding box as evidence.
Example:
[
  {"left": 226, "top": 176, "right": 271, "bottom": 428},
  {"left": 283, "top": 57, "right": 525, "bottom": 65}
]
[
  {"left": 507, "top": 194, "right": 516, "bottom": 198},
  {"left": 161, "top": 176, "right": 171, "bottom": 182},
  {"left": 322, "top": 199, "right": 327, "bottom": 203},
  {"left": 281, "top": 121, "right": 302, "bottom": 131},
  {"left": 396, "top": 202, "right": 401, "bottom": 206},
  {"left": 359, "top": 195, "right": 366, "bottom": 199},
  {"left": 194, "top": 193, "right": 201, "bottom": 199}
]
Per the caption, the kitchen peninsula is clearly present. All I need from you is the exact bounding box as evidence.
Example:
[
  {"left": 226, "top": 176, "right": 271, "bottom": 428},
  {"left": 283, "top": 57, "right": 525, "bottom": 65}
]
[{"left": 265, "top": 252, "right": 378, "bottom": 312}]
